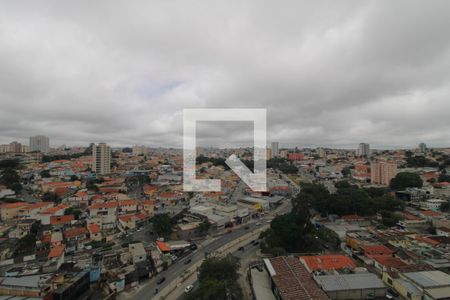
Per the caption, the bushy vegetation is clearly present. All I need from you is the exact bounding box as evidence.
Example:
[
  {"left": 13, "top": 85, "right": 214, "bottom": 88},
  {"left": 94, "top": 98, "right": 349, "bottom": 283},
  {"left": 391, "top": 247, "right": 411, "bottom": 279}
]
[
  {"left": 301, "top": 182, "right": 405, "bottom": 216},
  {"left": 42, "top": 153, "right": 84, "bottom": 163},
  {"left": 0, "top": 159, "right": 22, "bottom": 193},
  {"left": 184, "top": 255, "right": 242, "bottom": 300},
  {"left": 260, "top": 191, "right": 320, "bottom": 254},
  {"left": 390, "top": 172, "right": 423, "bottom": 190}
]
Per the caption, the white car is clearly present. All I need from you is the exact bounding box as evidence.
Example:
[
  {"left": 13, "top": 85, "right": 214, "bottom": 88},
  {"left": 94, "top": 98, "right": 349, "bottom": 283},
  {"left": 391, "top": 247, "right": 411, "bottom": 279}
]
[{"left": 184, "top": 285, "right": 194, "bottom": 293}]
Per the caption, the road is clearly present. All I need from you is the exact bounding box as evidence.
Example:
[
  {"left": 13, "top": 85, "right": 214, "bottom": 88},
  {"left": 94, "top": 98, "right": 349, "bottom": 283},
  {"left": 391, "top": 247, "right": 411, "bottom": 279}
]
[{"left": 174, "top": 234, "right": 262, "bottom": 300}]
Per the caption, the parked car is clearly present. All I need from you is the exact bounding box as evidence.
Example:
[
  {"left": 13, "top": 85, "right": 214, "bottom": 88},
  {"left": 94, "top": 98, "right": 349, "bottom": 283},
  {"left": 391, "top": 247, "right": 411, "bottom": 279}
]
[
  {"left": 388, "top": 289, "right": 399, "bottom": 297},
  {"left": 156, "top": 276, "right": 166, "bottom": 284},
  {"left": 184, "top": 258, "right": 192, "bottom": 265},
  {"left": 244, "top": 225, "right": 250, "bottom": 230},
  {"left": 255, "top": 222, "right": 262, "bottom": 226},
  {"left": 238, "top": 246, "right": 245, "bottom": 251},
  {"left": 184, "top": 285, "right": 194, "bottom": 293}
]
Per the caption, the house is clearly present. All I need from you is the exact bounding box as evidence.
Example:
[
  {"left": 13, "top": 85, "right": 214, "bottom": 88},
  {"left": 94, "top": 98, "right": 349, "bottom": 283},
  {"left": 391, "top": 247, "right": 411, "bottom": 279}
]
[
  {"left": 48, "top": 245, "right": 65, "bottom": 270},
  {"left": 118, "top": 213, "right": 147, "bottom": 230},
  {"left": 118, "top": 199, "right": 138, "bottom": 213},
  {"left": 50, "top": 214, "right": 74, "bottom": 226},
  {"left": 0, "top": 202, "right": 27, "bottom": 220},
  {"left": 89, "top": 201, "right": 118, "bottom": 217},
  {"left": 37, "top": 204, "right": 69, "bottom": 225},
  {"left": 88, "top": 223, "right": 102, "bottom": 241},
  {"left": 436, "top": 227, "right": 450, "bottom": 237},
  {"left": 64, "top": 227, "right": 87, "bottom": 242},
  {"left": 129, "top": 242, "right": 147, "bottom": 264},
  {"left": 141, "top": 200, "right": 154, "bottom": 217},
  {"left": 364, "top": 245, "right": 394, "bottom": 258},
  {"left": 18, "top": 202, "right": 54, "bottom": 219}
]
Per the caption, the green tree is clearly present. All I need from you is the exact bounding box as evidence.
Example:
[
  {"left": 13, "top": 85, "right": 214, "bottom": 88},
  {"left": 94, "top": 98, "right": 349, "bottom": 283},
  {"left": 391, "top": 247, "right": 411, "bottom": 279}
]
[
  {"left": 185, "top": 255, "right": 243, "bottom": 300},
  {"left": 152, "top": 214, "right": 173, "bottom": 237},
  {"left": 0, "top": 159, "right": 20, "bottom": 169},
  {"left": 40, "top": 170, "right": 51, "bottom": 178},
  {"left": 42, "top": 192, "right": 60, "bottom": 203},
  {"left": 0, "top": 168, "right": 22, "bottom": 192},
  {"left": 198, "top": 219, "right": 211, "bottom": 234},
  {"left": 380, "top": 210, "right": 403, "bottom": 227},
  {"left": 438, "top": 173, "right": 450, "bottom": 183},
  {"left": 261, "top": 192, "right": 319, "bottom": 253},
  {"left": 390, "top": 172, "right": 423, "bottom": 190},
  {"left": 440, "top": 201, "right": 450, "bottom": 212},
  {"left": 64, "top": 207, "right": 82, "bottom": 219}
]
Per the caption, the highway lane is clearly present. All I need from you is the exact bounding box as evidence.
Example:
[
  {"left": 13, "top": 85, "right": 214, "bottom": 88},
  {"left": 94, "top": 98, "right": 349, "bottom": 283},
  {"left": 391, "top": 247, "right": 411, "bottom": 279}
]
[{"left": 174, "top": 235, "right": 262, "bottom": 300}]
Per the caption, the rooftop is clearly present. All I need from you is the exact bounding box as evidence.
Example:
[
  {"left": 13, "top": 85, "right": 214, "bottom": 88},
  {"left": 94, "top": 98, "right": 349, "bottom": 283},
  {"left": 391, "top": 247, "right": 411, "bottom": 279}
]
[
  {"left": 264, "top": 256, "right": 329, "bottom": 300},
  {"left": 299, "top": 255, "right": 356, "bottom": 272},
  {"left": 314, "top": 273, "right": 385, "bottom": 292}
]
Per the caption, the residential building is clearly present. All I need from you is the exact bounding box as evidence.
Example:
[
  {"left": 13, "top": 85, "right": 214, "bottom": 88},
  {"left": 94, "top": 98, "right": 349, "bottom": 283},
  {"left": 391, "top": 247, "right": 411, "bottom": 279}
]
[
  {"left": 356, "top": 143, "right": 370, "bottom": 157},
  {"left": 132, "top": 145, "right": 147, "bottom": 156},
  {"left": 29, "top": 135, "right": 50, "bottom": 153},
  {"left": 271, "top": 142, "right": 279, "bottom": 157},
  {"left": 92, "top": 143, "right": 111, "bottom": 174},
  {"left": 9, "top": 141, "right": 22, "bottom": 153},
  {"left": 371, "top": 160, "right": 397, "bottom": 186},
  {"left": 418, "top": 143, "right": 427, "bottom": 153}
]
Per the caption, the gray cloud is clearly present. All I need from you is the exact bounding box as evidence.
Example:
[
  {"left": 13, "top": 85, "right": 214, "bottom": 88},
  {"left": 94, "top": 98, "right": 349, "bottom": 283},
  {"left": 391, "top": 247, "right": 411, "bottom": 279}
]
[{"left": 1, "top": 1, "right": 450, "bottom": 149}]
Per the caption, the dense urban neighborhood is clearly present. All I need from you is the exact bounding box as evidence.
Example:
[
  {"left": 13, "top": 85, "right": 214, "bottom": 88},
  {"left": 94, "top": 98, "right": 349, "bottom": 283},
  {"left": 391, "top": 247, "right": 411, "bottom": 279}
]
[{"left": 0, "top": 140, "right": 450, "bottom": 300}]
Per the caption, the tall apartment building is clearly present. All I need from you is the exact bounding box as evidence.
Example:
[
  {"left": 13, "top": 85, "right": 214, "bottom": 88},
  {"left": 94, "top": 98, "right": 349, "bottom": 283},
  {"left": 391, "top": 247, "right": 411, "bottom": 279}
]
[
  {"left": 357, "top": 143, "right": 370, "bottom": 157},
  {"left": 0, "top": 142, "right": 28, "bottom": 153},
  {"left": 92, "top": 143, "right": 111, "bottom": 175},
  {"left": 132, "top": 145, "right": 147, "bottom": 156},
  {"left": 29, "top": 135, "right": 50, "bottom": 153},
  {"left": 9, "top": 141, "right": 22, "bottom": 153},
  {"left": 271, "top": 142, "right": 279, "bottom": 157},
  {"left": 371, "top": 160, "right": 397, "bottom": 186}
]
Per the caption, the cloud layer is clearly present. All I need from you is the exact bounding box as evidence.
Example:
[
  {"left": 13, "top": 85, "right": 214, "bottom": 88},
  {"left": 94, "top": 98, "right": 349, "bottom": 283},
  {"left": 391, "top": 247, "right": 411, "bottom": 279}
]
[{"left": 1, "top": 1, "right": 450, "bottom": 149}]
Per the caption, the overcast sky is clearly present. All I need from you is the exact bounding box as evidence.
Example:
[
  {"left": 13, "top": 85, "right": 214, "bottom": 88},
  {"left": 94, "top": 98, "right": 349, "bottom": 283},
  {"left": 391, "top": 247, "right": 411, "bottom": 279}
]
[{"left": 1, "top": 1, "right": 450, "bottom": 149}]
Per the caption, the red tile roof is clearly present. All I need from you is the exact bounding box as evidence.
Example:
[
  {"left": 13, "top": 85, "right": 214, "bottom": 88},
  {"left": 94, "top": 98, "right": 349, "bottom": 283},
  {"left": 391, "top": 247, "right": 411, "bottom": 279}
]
[
  {"left": 64, "top": 227, "right": 87, "bottom": 238},
  {"left": 90, "top": 201, "right": 118, "bottom": 209},
  {"left": 420, "top": 210, "right": 443, "bottom": 217},
  {"left": 0, "top": 202, "right": 27, "bottom": 209},
  {"left": 41, "top": 204, "right": 69, "bottom": 215},
  {"left": 267, "top": 256, "right": 329, "bottom": 300},
  {"left": 118, "top": 213, "right": 147, "bottom": 222},
  {"left": 50, "top": 214, "right": 74, "bottom": 225},
  {"left": 372, "top": 256, "right": 408, "bottom": 268},
  {"left": 300, "top": 255, "right": 356, "bottom": 271},
  {"left": 118, "top": 199, "right": 137, "bottom": 206},
  {"left": 88, "top": 223, "right": 101, "bottom": 234},
  {"left": 155, "top": 240, "right": 171, "bottom": 252},
  {"left": 48, "top": 245, "right": 64, "bottom": 258},
  {"left": 364, "top": 245, "right": 394, "bottom": 257},
  {"left": 415, "top": 236, "right": 440, "bottom": 246}
]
